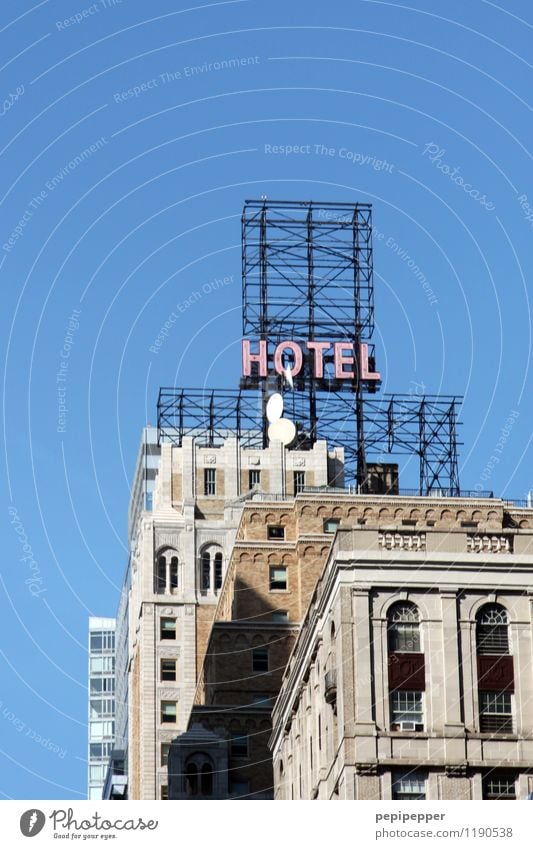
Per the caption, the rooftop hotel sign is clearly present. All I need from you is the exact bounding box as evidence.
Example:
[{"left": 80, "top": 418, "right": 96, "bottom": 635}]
[{"left": 242, "top": 340, "right": 381, "bottom": 382}]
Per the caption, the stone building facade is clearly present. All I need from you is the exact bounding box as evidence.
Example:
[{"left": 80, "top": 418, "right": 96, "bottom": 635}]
[
  {"left": 270, "top": 499, "right": 533, "bottom": 800},
  {"left": 114, "top": 426, "right": 341, "bottom": 799}
]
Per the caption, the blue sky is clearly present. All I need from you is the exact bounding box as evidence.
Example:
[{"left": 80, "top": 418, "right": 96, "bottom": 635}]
[{"left": 0, "top": 0, "right": 532, "bottom": 799}]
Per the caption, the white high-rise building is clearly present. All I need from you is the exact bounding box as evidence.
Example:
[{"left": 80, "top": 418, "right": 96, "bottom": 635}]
[{"left": 88, "top": 617, "right": 116, "bottom": 799}]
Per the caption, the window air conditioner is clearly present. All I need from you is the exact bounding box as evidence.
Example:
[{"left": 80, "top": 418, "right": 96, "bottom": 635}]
[{"left": 399, "top": 720, "right": 417, "bottom": 731}]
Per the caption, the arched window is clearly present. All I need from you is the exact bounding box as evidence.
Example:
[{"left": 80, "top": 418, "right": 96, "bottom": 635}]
[
  {"left": 214, "top": 552, "right": 223, "bottom": 590},
  {"left": 185, "top": 763, "right": 198, "bottom": 797},
  {"left": 388, "top": 602, "right": 421, "bottom": 653},
  {"left": 154, "top": 548, "right": 179, "bottom": 595},
  {"left": 201, "top": 552, "right": 211, "bottom": 591},
  {"left": 199, "top": 545, "right": 224, "bottom": 594},
  {"left": 156, "top": 556, "right": 166, "bottom": 593},
  {"left": 184, "top": 754, "right": 214, "bottom": 797},
  {"left": 201, "top": 763, "right": 213, "bottom": 796},
  {"left": 476, "top": 604, "right": 509, "bottom": 655},
  {"left": 170, "top": 557, "right": 179, "bottom": 591}
]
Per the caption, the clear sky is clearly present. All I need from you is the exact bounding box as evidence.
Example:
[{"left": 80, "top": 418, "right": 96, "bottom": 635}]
[{"left": 0, "top": 0, "right": 532, "bottom": 799}]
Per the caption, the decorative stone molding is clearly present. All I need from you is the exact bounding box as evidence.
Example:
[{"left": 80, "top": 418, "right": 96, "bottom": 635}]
[
  {"left": 203, "top": 454, "right": 217, "bottom": 464},
  {"left": 293, "top": 457, "right": 306, "bottom": 467},
  {"left": 355, "top": 762, "right": 378, "bottom": 776},
  {"left": 445, "top": 763, "right": 468, "bottom": 778},
  {"left": 466, "top": 534, "right": 513, "bottom": 554},
  {"left": 378, "top": 531, "right": 426, "bottom": 551}
]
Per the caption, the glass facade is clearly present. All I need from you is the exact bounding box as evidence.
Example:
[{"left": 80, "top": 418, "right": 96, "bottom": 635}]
[{"left": 88, "top": 617, "right": 116, "bottom": 800}]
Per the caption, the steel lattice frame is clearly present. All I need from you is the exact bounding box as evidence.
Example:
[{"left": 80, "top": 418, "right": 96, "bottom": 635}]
[{"left": 157, "top": 388, "right": 462, "bottom": 494}]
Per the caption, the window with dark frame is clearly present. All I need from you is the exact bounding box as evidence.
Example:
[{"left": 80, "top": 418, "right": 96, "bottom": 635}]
[
  {"left": 214, "top": 552, "right": 223, "bottom": 590},
  {"left": 161, "top": 743, "right": 170, "bottom": 766},
  {"left": 390, "top": 690, "right": 424, "bottom": 730},
  {"left": 161, "top": 701, "right": 177, "bottom": 724},
  {"left": 252, "top": 647, "right": 269, "bottom": 672},
  {"left": 476, "top": 604, "right": 510, "bottom": 655},
  {"left": 269, "top": 566, "right": 287, "bottom": 591},
  {"left": 249, "top": 469, "right": 261, "bottom": 489},
  {"left": 482, "top": 772, "right": 517, "bottom": 800},
  {"left": 293, "top": 470, "right": 305, "bottom": 493},
  {"left": 392, "top": 770, "right": 427, "bottom": 800},
  {"left": 272, "top": 610, "right": 288, "bottom": 623},
  {"left": 161, "top": 659, "right": 176, "bottom": 681},
  {"left": 204, "top": 468, "right": 216, "bottom": 496},
  {"left": 160, "top": 617, "right": 176, "bottom": 640},
  {"left": 388, "top": 602, "right": 421, "bottom": 653},
  {"left": 230, "top": 733, "right": 249, "bottom": 757},
  {"left": 323, "top": 518, "right": 340, "bottom": 534},
  {"left": 267, "top": 525, "right": 285, "bottom": 540}
]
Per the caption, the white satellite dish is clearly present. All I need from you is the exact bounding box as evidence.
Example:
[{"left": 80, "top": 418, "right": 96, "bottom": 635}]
[
  {"left": 266, "top": 393, "right": 284, "bottom": 424},
  {"left": 268, "top": 417, "right": 296, "bottom": 446}
]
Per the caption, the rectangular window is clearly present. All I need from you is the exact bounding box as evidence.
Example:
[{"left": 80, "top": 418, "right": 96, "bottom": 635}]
[
  {"left": 161, "top": 701, "right": 177, "bottom": 724},
  {"left": 90, "top": 765, "right": 105, "bottom": 782},
  {"left": 252, "top": 647, "right": 269, "bottom": 672},
  {"left": 392, "top": 770, "right": 427, "bottom": 800},
  {"left": 204, "top": 468, "right": 216, "bottom": 496},
  {"left": 160, "top": 785, "right": 168, "bottom": 800},
  {"left": 267, "top": 525, "right": 285, "bottom": 540},
  {"left": 231, "top": 733, "right": 249, "bottom": 757},
  {"left": 272, "top": 611, "right": 288, "bottom": 623},
  {"left": 249, "top": 469, "right": 261, "bottom": 489},
  {"left": 390, "top": 690, "right": 424, "bottom": 730},
  {"left": 323, "top": 518, "right": 340, "bottom": 534},
  {"left": 293, "top": 471, "right": 305, "bottom": 493},
  {"left": 269, "top": 566, "right": 287, "bottom": 591},
  {"left": 90, "top": 655, "right": 114, "bottom": 674},
  {"left": 161, "top": 659, "right": 176, "bottom": 682},
  {"left": 389, "top": 623, "right": 421, "bottom": 653},
  {"left": 214, "top": 554, "right": 223, "bottom": 590},
  {"left": 161, "top": 743, "right": 170, "bottom": 767},
  {"left": 482, "top": 772, "right": 516, "bottom": 800},
  {"left": 160, "top": 617, "right": 176, "bottom": 640},
  {"left": 479, "top": 692, "right": 513, "bottom": 733},
  {"left": 252, "top": 693, "right": 271, "bottom": 705}
]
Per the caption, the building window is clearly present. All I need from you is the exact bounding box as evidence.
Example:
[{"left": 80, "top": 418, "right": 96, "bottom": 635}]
[
  {"left": 476, "top": 604, "right": 509, "bottom": 655},
  {"left": 204, "top": 468, "right": 216, "bottom": 496},
  {"left": 160, "top": 618, "right": 176, "bottom": 640},
  {"left": 160, "top": 785, "right": 168, "bottom": 800},
  {"left": 185, "top": 755, "right": 214, "bottom": 797},
  {"left": 272, "top": 610, "right": 288, "bottom": 623},
  {"left": 388, "top": 602, "right": 421, "bottom": 653},
  {"left": 269, "top": 566, "right": 287, "bottom": 591},
  {"left": 161, "top": 743, "right": 170, "bottom": 766},
  {"left": 169, "top": 557, "right": 178, "bottom": 591},
  {"left": 249, "top": 469, "right": 261, "bottom": 489},
  {"left": 252, "top": 647, "right": 269, "bottom": 672},
  {"left": 390, "top": 690, "right": 424, "bottom": 730},
  {"left": 294, "top": 471, "right": 305, "bottom": 493},
  {"left": 231, "top": 733, "right": 249, "bottom": 757},
  {"left": 479, "top": 692, "right": 513, "bottom": 733},
  {"left": 201, "top": 551, "right": 211, "bottom": 591},
  {"left": 156, "top": 556, "right": 166, "bottom": 593},
  {"left": 482, "top": 772, "right": 517, "bottom": 800},
  {"left": 161, "top": 701, "right": 177, "bottom": 724},
  {"left": 214, "top": 552, "right": 223, "bottom": 590},
  {"left": 267, "top": 525, "right": 285, "bottom": 540},
  {"left": 392, "top": 770, "right": 427, "bottom": 800},
  {"left": 252, "top": 693, "right": 270, "bottom": 705},
  {"left": 161, "top": 659, "right": 176, "bottom": 681},
  {"left": 323, "top": 518, "right": 340, "bottom": 534}
]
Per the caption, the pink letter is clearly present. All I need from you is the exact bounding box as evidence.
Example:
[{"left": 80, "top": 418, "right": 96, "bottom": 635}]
[
  {"left": 242, "top": 339, "right": 267, "bottom": 376},
  {"left": 359, "top": 343, "right": 381, "bottom": 381},
  {"left": 274, "top": 341, "right": 303, "bottom": 376},
  {"left": 306, "top": 341, "right": 331, "bottom": 378},
  {"left": 334, "top": 342, "right": 355, "bottom": 379}
]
